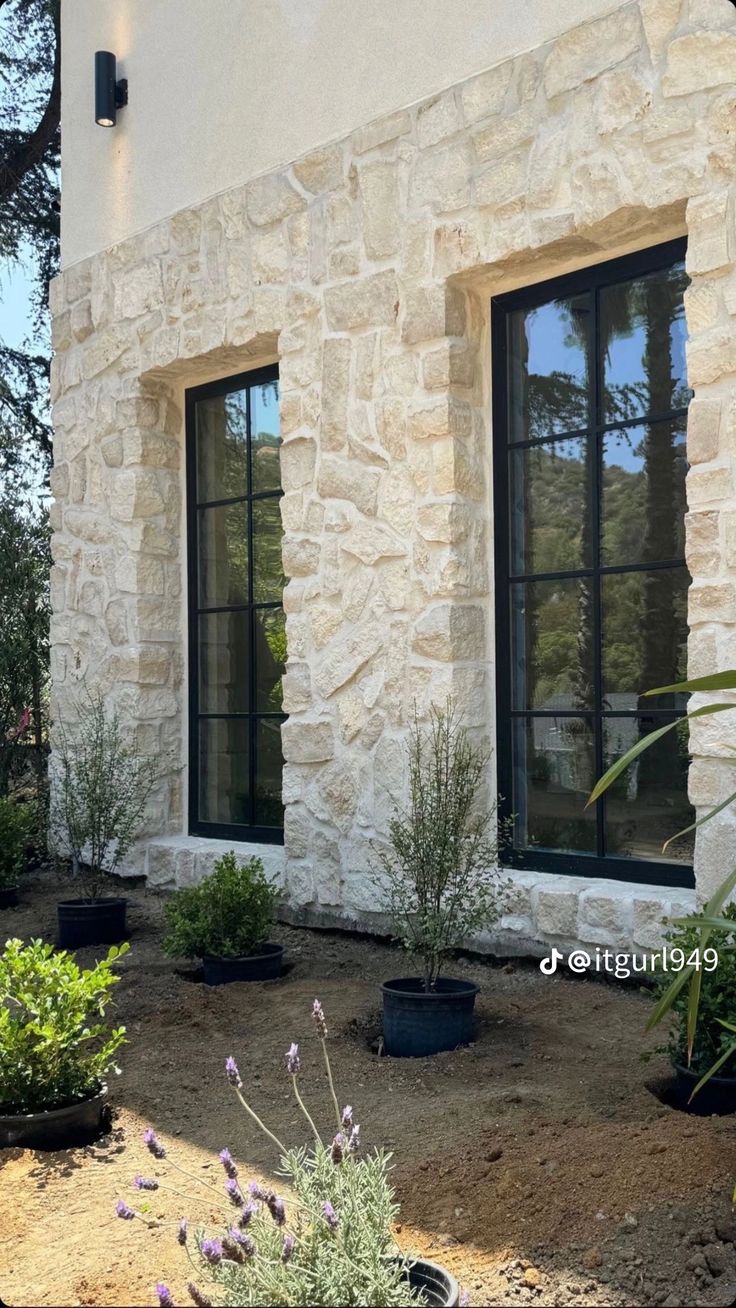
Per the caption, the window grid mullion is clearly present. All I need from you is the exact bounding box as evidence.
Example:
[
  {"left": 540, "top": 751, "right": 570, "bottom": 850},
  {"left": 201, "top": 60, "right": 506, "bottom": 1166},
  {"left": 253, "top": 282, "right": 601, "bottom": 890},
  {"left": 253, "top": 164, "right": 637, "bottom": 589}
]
[
  {"left": 246, "top": 384, "right": 257, "bottom": 829},
  {"left": 592, "top": 283, "right": 605, "bottom": 861}
]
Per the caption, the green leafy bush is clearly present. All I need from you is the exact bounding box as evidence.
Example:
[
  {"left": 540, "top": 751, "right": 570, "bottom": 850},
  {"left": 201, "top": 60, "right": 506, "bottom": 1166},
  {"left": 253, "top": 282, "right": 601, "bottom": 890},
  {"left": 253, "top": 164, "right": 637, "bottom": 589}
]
[
  {"left": 0, "top": 796, "right": 33, "bottom": 888},
  {"left": 162, "top": 852, "right": 280, "bottom": 960},
  {"left": 0, "top": 937, "right": 128, "bottom": 1114},
  {"left": 654, "top": 904, "right": 736, "bottom": 1076}
]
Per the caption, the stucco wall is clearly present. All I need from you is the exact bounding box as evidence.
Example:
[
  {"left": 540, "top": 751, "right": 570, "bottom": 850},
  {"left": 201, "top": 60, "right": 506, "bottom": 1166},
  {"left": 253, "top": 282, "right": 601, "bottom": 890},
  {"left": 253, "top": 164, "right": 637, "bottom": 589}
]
[
  {"left": 51, "top": 0, "right": 736, "bottom": 957},
  {"left": 62, "top": 0, "right": 629, "bottom": 266}
]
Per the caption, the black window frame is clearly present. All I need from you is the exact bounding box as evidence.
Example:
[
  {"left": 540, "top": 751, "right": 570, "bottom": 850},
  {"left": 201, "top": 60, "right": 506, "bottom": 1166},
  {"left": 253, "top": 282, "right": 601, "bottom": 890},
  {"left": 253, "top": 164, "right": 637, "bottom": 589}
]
[
  {"left": 492, "top": 238, "right": 694, "bottom": 890},
  {"left": 186, "top": 363, "right": 285, "bottom": 845}
]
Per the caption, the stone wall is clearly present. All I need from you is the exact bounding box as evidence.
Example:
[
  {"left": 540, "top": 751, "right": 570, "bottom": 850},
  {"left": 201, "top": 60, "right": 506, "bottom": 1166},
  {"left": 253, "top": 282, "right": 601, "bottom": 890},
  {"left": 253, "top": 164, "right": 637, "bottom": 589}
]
[{"left": 50, "top": 0, "right": 736, "bottom": 954}]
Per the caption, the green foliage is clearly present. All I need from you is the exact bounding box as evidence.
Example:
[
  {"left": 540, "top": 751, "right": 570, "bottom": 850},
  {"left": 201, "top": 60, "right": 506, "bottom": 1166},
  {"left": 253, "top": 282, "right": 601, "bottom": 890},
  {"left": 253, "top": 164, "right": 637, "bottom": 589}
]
[
  {"left": 0, "top": 796, "right": 33, "bottom": 888},
  {"left": 0, "top": 496, "right": 50, "bottom": 793},
  {"left": 373, "top": 701, "right": 511, "bottom": 991},
  {"left": 162, "top": 852, "right": 280, "bottom": 960},
  {"left": 51, "top": 691, "right": 160, "bottom": 899},
  {"left": 210, "top": 1146, "right": 420, "bottom": 1307},
  {"left": 654, "top": 904, "right": 736, "bottom": 1076},
  {"left": 0, "top": 937, "right": 127, "bottom": 1114}
]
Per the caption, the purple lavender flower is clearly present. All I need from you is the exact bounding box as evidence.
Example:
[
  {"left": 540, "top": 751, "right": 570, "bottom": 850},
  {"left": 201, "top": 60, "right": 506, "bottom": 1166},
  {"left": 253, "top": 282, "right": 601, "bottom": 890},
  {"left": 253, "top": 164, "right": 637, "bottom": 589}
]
[
  {"left": 133, "top": 1174, "right": 159, "bottom": 1191},
  {"left": 239, "top": 1201, "right": 257, "bottom": 1228},
  {"left": 219, "top": 1147, "right": 237, "bottom": 1179},
  {"left": 330, "top": 1133, "right": 345, "bottom": 1165},
  {"left": 349, "top": 1123, "right": 360, "bottom": 1153},
  {"left": 115, "top": 1199, "right": 135, "bottom": 1220},
  {"left": 199, "top": 1237, "right": 223, "bottom": 1265},
  {"left": 227, "top": 1227, "right": 255, "bottom": 1258},
  {"left": 177, "top": 1218, "right": 188, "bottom": 1246},
  {"left": 186, "top": 1286, "right": 212, "bottom": 1308},
  {"left": 341, "top": 1105, "right": 353, "bottom": 1130},
  {"left": 269, "top": 1196, "right": 286, "bottom": 1227},
  {"left": 225, "top": 1177, "right": 243, "bottom": 1206},
  {"left": 225, "top": 1056, "right": 242, "bottom": 1088},
  {"left": 312, "top": 998, "right": 328, "bottom": 1039},
  {"left": 281, "top": 1232, "right": 295, "bottom": 1263},
  {"left": 155, "top": 1286, "right": 174, "bottom": 1308},
  {"left": 143, "top": 1128, "right": 167, "bottom": 1160},
  {"left": 285, "top": 1041, "right": 301, "bottom": 1074},
  {"left": 248, "top": 1180, "right": 270, "bottom": 1202},
  {"left": 322, "top": 1200, "right": 339, "bottom": 1231},
  {"left": 459, "top": 1290, "right": 470, "bottom": 1307}
]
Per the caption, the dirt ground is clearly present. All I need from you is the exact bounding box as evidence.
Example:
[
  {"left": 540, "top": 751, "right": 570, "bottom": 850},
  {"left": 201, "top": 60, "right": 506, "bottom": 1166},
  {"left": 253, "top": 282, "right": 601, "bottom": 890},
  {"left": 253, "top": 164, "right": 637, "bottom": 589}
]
[{"left": 2, "top": 872, "right": 736, "bottom": 1308}]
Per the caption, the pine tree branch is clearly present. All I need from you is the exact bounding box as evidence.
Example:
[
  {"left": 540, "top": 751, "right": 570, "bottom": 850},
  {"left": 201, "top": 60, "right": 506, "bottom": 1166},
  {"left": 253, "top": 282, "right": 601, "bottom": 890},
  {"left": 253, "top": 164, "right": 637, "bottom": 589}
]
[{"left": 0, "top": 0, "right": 60, "bottom": 205}]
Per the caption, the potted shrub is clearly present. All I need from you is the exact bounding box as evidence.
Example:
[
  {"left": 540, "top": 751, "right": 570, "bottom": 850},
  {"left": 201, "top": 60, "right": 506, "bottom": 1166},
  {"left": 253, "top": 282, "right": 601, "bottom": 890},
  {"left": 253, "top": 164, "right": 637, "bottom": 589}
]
[
  {"left": 116, "top": 999, "right": 461, "bottom": 1307},
  {"left": 51, "top": 692, "right": 159, "bottom": 948},
  {"left": 162, "top": 850, "right": 284, "bottom": 984},
  {"left": 589, "top": 671, "right": 736, "bottom": 1114},
  {"left": 0, "top": 936, "right": 127, "bottom": 1149},
  {"left": 651, "top": 903, "right": 736, "bottom": 1115},
  {"left": 0, "top": 796, "right": 33, "bottom": 908},
  {"left": 373, "top": 702, "right": 511, "bottom": 1057}
]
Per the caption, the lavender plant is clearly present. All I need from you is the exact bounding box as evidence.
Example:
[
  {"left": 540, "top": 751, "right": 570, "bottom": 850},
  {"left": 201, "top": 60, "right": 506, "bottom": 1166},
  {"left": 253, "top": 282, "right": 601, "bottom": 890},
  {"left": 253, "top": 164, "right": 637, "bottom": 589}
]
[{"left": 116, "top": 1000, "right": 431, "bottom": 1307}]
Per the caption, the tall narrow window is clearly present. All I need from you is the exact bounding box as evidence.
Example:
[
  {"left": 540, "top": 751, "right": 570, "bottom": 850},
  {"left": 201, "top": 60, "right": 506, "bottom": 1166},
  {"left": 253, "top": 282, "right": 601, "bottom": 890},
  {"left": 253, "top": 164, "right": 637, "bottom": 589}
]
[
  {"left": 186, "top": 366, "right": 285, "bottom": 842},
  {"left": 492, "top": 240, "right": 694, "bottom": 888}
]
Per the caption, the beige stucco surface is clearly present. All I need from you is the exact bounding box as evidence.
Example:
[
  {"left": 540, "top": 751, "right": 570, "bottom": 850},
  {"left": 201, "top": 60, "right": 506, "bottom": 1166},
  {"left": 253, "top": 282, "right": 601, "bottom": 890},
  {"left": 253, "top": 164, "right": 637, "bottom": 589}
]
[{"left": 61, "top": 0, "right": 627, "bottom": 266}]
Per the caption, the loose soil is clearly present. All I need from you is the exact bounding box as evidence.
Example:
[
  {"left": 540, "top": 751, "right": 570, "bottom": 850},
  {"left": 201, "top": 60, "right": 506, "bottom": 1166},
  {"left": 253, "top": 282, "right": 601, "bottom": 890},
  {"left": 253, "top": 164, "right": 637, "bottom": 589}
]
[{"left": 2, "top": 872, "right": 736, "bottom": 1308}]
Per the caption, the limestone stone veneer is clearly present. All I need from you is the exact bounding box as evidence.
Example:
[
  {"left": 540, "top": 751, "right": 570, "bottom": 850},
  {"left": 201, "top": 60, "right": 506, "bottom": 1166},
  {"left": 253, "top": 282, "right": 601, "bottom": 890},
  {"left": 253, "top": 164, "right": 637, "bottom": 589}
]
[{"left": 50, "top": 1, "right": 736, "bottom": 957}]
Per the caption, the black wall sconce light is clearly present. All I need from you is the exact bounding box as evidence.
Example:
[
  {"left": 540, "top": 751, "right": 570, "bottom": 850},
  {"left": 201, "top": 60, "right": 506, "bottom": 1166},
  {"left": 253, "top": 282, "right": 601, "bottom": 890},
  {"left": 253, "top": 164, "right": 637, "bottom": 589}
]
[{"left": 95, "top": 51, "right": 128, "bottom": 127}]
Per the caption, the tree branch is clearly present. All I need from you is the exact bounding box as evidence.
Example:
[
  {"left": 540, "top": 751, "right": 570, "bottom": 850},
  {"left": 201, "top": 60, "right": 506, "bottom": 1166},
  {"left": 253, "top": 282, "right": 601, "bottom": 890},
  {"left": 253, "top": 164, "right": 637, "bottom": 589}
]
[{"left": 0, "top": 1, "right": 60, "bottom": 205}]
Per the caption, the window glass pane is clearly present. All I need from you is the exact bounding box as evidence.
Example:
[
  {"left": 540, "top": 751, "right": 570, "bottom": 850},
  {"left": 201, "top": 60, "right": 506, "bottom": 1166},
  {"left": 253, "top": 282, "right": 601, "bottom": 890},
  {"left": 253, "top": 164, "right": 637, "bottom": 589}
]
[
  {"left": 250, "top": 379, "right": 281, "bottom": 494},
  {"left": 252, "top": 498, "right": 286, "bottom": 603},
  {"left": 601, "top": 568, "right": 689, "bottom": 707},
  {"left": 603, "top": 716, "right": 694, "bottom": 863},
  {"left": 198, "top": 613, "right": 250, "bottom": 714},
  {"left": 198, "top": 503, "right": 249, "bottom": 608},
  {"left": 508, "top": 292, "right": 590, "bottom": 441},
  {"left": 602, "top": 419, "right": 687, "bottom": 566},
  {"left": 254, "top": 718, "right": 284, "bottom": 828},
  {"left": 513, "top": 716, "right": 596, "bottom": 854},
  {"left": 199, "top": 719, "right": 250, "bottom": 826},
  {"left": 196, "top": 390, "right": 248, "bottom": 503},
  {"left": 510, "top": 437, "right": 591, "bottom": 575},
  {"left": 255, "top": 609, "right": 286, "bottom": 712},
  {"left": 601, "top": 262, "right": 690, "bottom": 424},
  {"left": 511, "top": 579, "right": 595, "bottom": 711}
]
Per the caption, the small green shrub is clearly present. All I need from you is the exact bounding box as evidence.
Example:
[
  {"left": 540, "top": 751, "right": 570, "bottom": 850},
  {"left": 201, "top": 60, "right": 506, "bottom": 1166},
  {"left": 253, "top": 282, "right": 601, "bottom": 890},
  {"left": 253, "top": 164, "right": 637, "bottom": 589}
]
[
  {"left": 0, "top": 937, "right": 128, "bottom": 1114},
  {"left": 0, "top": 797, "right": 33, "bottom": 888},
  {"left": 653, "top": 904, "right": 736, "bottom": 1077},
  {"left": 162, "top": 852, "right": 280, "bottom": 960}
]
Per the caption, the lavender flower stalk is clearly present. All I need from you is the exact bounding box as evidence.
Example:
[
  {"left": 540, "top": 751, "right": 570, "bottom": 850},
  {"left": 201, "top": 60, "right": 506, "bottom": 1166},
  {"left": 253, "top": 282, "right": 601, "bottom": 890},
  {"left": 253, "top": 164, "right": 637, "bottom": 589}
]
[
  {"left": 225, "top": 1177, "right": 243, "bottom": 1206},
  {"left": 143, "top": 1128, "right": 167, "bottom": 1160},
  {"left": 322, "top": 1200, "right": 339, "bottom": 1231},
  {"left": 285, "top": 1042, "right": 301, "bottom": 1074},
  {"left": 281, "top": 1232, "right": 295, "bottom": 1263},
  {"left": 313, "top": 999, "right": 342, "bottom": 1131},
  {"left": 155, "top": 1286, "right": 174, "bottom": 1308},
  {"left": 225, "top": 1056, "right": 242, "bottom": 1088},
  {"left": 133, "top": 1175, "right": 159, "bottom": 1191},
  {"left": 187, "top": 1285, "right": 212, "bottom": 1308},
  {"left": 177, "top": 1218, "right": 188, "bottom": 1246},
  {"left": 115, "top": 1199, "right": 135, "bottom": 1220},
  {"left": 218, "top": 1148, "right": 237, "bottom": 1179},
  {"left": 199, "top": 1237, "right": 223, "bottom": 1265},
  {"left": 286, "top": 1040, "right": 323, "bottom": 1147}
]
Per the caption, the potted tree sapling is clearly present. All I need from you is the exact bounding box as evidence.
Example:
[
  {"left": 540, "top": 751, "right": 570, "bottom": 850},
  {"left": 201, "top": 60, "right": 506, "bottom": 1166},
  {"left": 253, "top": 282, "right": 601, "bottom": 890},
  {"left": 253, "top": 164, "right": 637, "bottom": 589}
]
[
  {"left": 52, "top": 692, "right": 159, "bottom": 948},
  {"left": 0, "top": 936, "right": 127, "bottom": 1149},
  {"left": 0, "top": 796, "right": 33, "bottom": 908},
  {"left": 162, "top": 850, "right": 284, "bottom": 984},
  {"left": 374, "top": 701, "right": 511, "bottom": 1057}
]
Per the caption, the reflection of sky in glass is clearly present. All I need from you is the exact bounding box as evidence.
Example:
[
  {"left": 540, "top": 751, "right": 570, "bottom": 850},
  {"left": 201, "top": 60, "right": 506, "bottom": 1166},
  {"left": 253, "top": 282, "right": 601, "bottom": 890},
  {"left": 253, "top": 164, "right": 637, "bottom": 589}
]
[{"left": 525, "top": 300, "right": 587, "bottom": 384}]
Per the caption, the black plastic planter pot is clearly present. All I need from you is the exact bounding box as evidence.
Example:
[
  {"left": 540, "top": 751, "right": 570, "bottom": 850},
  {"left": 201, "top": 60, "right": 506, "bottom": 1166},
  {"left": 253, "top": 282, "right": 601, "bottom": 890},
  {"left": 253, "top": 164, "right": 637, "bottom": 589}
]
[
  {"left": 0, "top": 886, "right": 19, "bottom": 909},
  {"left": 57, "top": 897, "right": 128, "bottom": 949},
  {"left": 202, "top": 942, "right": 284, "bottom": 985},
  {"left": 672, "top": 1062, "right": 736, "bottom": 1116},
  {"left": 0, "top": 1086, "right": 108, "bottom": 1150},
  {"left": 381, "top": 977, "right": 480, "bottom": 1057},
  {"left": 401, "top": 1257, "right": 459, "bottom": 1307}
]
